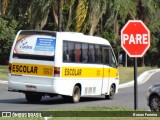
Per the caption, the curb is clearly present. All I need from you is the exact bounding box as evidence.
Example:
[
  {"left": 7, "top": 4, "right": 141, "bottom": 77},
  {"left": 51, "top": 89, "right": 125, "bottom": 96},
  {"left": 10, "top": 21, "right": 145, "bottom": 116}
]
[
  {"left": 0, "top": 80, "right": 8, "bottom": 84},
  {"left": 119, "top": 69, "right": 160, "bottom": 89}
]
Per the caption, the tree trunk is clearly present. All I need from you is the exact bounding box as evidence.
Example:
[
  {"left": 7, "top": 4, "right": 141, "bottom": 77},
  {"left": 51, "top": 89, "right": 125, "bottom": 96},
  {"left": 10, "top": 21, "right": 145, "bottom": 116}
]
[
  {"left": 65, "top": 5, "right": 72, "bottom": 31},
  {"left": 89, "top": 20, "right": 99, "bottom": 36},
  {"left": 0, "top": 1, "right": 1, "bottom": 16},
  {"left": 89, "top": 14, "right": 99, "bottom": 36},
  {"left": 100, "top": 17, "right": 103, "bottom": 35},
  {"left": 114, "top": 19, "right": 119, "bottom": 38},
  {"left": 52, "top": 5, "right": 58, "bottom": 26},
  {"left": 40, "top": 12, "right": 49, "bottom": 29},
  {"left": 141, "top": 56, "right": 145, "bottom": 67},
  {"left": 128, "top": 10, "right": 136, "bottom": 20},
  {"left": 58, "top": 0, "right": 63, "bottom": 31},
  {"left": 2, "top": 0, "right": 9, "bottom": 16}
]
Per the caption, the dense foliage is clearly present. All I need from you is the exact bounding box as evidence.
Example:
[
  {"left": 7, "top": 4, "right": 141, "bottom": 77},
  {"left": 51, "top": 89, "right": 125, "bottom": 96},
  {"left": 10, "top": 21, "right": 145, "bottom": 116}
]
[
  {"left": 0, "top": 18, "right": 17, "bottom": 64},
  {"left": 0, "top": 0, "right": 160, "bottom": 66}
]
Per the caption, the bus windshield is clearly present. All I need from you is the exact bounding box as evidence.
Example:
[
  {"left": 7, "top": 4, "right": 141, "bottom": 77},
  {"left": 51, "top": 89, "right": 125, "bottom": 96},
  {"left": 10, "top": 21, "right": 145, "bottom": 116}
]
[{"left": 13, "top": 30, "right": 56, "bottom": 61}]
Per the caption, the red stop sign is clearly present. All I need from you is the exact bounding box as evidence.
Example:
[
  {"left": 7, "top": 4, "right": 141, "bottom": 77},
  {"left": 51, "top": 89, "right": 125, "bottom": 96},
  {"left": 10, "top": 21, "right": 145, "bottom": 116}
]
[{"left": 121, "top": 20, "right": 150, "bottom": 57}]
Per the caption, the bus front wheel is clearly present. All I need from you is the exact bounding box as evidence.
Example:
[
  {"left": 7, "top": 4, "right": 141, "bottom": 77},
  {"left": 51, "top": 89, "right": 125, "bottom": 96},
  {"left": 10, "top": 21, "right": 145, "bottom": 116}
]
[
  {"left": 72, "top": 85, "right": 81, "bottom": 103},
  {"left": 105, "top": 85, "right": 115, "bottom": 99},
  {"left": 63, "top": 85, "right": 81, "bottom": 103}
]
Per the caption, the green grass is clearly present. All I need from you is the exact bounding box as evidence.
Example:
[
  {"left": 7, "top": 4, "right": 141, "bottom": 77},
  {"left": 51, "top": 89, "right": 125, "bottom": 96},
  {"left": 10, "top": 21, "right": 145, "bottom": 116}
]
[
  {"left": 51, "top": 118, "right": 160, "bottom": 120},
  {"left": 0, "top": 65, "right": 8, "bottom": 80},
  {"left": 0, "top": 117, "right": 159, "bottom": 120},
  {"left": 42, "top": 107, "right": 160, "bottom": 118},
  {"left": 0, "top": 118, "right": 44, "bottom": 120},
  {"left": 118, "top": 66, "right": 155, "bottom": 84},
  {"left": 0, "top": 107, "right": 159, "bottom": 120},
  {"left": 46, "top": 106, "right": 131, "bottom": 111},
  {"left": 51, "top": 117, "right": 160, "bottom": 120}
]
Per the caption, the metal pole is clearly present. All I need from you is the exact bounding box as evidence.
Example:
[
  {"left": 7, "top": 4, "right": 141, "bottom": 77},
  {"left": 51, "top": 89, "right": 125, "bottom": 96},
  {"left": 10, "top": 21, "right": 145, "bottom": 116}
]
[
  {"left": 125, "top": 52, "right": 127, "bottom": 67},
  {"left": 134, "top": 57, "right": 138, "bottom": 110}
]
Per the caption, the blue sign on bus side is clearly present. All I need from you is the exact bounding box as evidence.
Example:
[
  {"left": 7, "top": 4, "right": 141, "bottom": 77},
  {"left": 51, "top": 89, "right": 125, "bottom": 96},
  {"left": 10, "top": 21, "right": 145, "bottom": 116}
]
[{"left": 34, "top": 38, "right": 56, "bottom": 52}]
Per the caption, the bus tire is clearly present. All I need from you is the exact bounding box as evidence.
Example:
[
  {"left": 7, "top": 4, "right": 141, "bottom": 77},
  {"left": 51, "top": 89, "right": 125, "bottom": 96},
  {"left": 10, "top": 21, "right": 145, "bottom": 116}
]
[
  {"left": 72, "top": 85, "right": 81, "bottom": 103},
  {"left": 105, "top": 85, "right": 115, "bottom": 99},
  {"left": 63, "top": 85, "right": 81, "bottom": 103},
  {"left": 25, "top": 92, "right": 42, "bottom": 103}
]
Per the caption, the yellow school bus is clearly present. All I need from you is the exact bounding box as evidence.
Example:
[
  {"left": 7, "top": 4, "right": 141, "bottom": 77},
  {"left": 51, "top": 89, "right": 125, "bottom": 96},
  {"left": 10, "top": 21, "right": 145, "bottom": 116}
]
[{"left": 8, "top": 30, "right": 119, "bottom": 103}]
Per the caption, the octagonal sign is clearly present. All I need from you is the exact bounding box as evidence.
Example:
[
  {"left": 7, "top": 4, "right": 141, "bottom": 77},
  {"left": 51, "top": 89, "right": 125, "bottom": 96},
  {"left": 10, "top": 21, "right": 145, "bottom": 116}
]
[{"left": 121, "top": 20, "right": 150, "bottom": 57}]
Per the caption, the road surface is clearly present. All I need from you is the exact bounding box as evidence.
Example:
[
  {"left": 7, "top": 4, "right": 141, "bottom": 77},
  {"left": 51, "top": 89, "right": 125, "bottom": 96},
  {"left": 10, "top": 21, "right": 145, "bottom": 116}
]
[{"left": 0, "top": 72, "right": 160, "bottom": 111}]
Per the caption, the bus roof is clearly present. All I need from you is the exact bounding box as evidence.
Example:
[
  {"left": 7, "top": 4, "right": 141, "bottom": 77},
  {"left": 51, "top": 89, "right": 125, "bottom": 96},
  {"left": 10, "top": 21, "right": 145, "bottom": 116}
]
[
  {"left": 57, "top": 32, "right": 111, "bottom": 46},
  {"left": 18, "top": 30, "right": 111, "bottom": 46}
]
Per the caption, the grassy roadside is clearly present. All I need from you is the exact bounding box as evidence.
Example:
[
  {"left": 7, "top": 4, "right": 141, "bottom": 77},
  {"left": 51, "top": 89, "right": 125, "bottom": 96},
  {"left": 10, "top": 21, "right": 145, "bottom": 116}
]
[
  {"left": 0, "top": 107, "right": 159, "bottom": 120},
  {"left": 0, "top": 65, "right": 8, "bottom": 80},
  {"left": 0, "top": 118, "right": 159, "bottom": 120},
  {"left": 118, "top": 66, "right": 156, "bottom": 84},
  {"left": 0, "top": 117, "right": 159, "bottom": 120}
]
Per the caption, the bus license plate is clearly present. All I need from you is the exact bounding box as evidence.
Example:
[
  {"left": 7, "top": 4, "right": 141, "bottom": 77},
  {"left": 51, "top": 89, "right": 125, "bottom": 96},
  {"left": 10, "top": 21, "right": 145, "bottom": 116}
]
[{"left": 26, "top": 85, "right": 36, "bottom": 91}]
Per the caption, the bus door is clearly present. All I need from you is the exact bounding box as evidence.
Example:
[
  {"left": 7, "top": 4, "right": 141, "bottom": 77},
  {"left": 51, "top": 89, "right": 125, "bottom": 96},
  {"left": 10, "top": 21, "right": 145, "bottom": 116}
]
[{"left": 101, "top": 46, "right": 110, "bottom": 94}]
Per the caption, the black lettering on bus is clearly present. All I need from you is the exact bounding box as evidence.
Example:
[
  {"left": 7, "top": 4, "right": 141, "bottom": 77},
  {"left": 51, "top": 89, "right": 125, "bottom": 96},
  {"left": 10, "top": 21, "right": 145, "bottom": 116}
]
[
  {"left": 23, "top": 66, "right": 27, "bottom": 72},
  {"left": 65, "top": 69, "right": 67, "bottom": 75},
  {"left": 67, "top": 69, "right": 69, "bottom": 75},
  {"left": 19, "top": 65, "right": 22, "bottom": 72},
  {"left": 70, "top": 69, "right": 72, "bottom": 75},
  {"left": 79, "top": 69, "right": 82, "bottom": 76},
  {"left": 76, "top": 69, "right": 79, "bottom": 76},
  {"left": 73, "top": 69, "right": 77, "bottom": 76},
  {"left": 71, "top": 70, "right": 73, "bottom": 75},
  {"left": 75, "top": 69, "right": 77, "bottom": 75},
  {"left": 34, "top": 66, "right": 38, "bottom": 73},
  {"left": 16, "top": 65, "right": 19, "bottom": 72},
  {"left": 71, "top": 69, "right": 74, "bottom": 75},
  {"left": 75, "top": 69, "right": 77, "bottom": 76},
  {"left": 71, "top": 69, "right": 72, "bottom": 75},
  {"left": 12, "top": 65, "right": 39, "bottom": 74},
  {"left": 30, "top": 66, "right": 34, "bottom": 73},
  {"left": 27, "top": 66, "right": 30, "bottom": 73},
  {"left": 64, "top": 68, "right": 82, "bottom": 76},
  {"left": 12, "top": 65, "right": 15, "bottom": 72}
]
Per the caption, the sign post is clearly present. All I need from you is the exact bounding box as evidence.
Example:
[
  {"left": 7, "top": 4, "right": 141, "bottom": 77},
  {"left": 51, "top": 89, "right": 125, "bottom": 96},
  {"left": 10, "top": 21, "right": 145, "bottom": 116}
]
[
  {"left": 121, "top": 20, "right": 150, "bottom": 110},
  {"left": 134, "top": 58, "right": 137, "bottom": 110}
]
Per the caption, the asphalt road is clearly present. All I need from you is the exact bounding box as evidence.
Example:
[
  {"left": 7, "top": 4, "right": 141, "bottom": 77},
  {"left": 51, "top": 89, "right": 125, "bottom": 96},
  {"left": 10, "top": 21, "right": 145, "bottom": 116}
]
[{"left": 0, "top": 72, "right": 160, "bottom": 111}]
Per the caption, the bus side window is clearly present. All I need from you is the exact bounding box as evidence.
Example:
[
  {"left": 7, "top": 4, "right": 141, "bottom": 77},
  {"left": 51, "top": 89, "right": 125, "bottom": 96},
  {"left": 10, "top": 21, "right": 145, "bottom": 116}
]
[
  {"left": 89, "top": 44, "right": 95, "bottom": 63},
  {"left": 82, "top": 43, "right": 88, "bottom": 63},
  {"left": 68, "top": 42, "right": 75, "bottom": 62},
  {"left": 103, "top": 47, "right": 110, "bottom": 65},
  {"left": 63, "top": 41, "right": 69, "bottom": 62},
  {"left": 110, "top": 50, "right": 117, "bottom": 68},
  {"left": 75, "top": 43, "right": 81, "bottom": 62},
  {"left": 95, "top": 45, "right": 102, "bottom": 63}
]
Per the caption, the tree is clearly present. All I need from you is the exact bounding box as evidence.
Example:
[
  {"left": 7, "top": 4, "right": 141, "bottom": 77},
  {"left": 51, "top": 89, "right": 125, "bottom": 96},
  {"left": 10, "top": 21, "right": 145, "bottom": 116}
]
[
  {"left": 135, "top": 0, "right": 157, "bottom": 66},
  {"left": 1, "top": 0, "right": 160, "bottom": 66},
  {"left": 88, "top": 0, "right": 106, "bottom": 35},
  {"left": 103, "top": 0, "right": 136, "bottom": 38},
  {"left": 74, "top": 0, "right": 89, "bottom": 32},
  {"left": 0, "top": 18, "right": 17, "bottom": 64}
]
